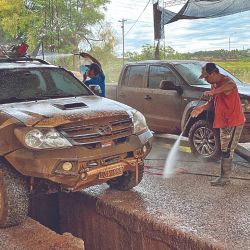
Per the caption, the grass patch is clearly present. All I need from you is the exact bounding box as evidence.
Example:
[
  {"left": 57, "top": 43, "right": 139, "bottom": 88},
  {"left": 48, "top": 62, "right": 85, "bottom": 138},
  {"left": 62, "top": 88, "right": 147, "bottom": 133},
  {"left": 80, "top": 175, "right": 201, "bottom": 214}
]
[
  {"left": 47, "top": 56, "right": 250, "bottom": 84},
  {"left": 215, "top": 61, "right": 250, "bottom": 83},
  {"left": 102, "top": 58, "right": 123, "bottom": 84}
]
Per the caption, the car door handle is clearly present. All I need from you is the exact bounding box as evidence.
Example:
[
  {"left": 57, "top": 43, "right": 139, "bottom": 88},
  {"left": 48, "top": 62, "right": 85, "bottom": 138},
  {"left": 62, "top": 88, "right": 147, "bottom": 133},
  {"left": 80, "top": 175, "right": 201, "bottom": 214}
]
[
  {"left": 144, "top": 95, "right": 152, "bottom": 100},
  {"left": 119, "top": 93, "right": 125, "bottom": 97}
]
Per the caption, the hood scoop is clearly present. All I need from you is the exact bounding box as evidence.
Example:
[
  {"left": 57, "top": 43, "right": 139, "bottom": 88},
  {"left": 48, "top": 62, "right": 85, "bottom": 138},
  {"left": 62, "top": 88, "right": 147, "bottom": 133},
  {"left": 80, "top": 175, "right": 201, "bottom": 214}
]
[{"left": 53, "top": 102, "right": 88, "bottom": 110}]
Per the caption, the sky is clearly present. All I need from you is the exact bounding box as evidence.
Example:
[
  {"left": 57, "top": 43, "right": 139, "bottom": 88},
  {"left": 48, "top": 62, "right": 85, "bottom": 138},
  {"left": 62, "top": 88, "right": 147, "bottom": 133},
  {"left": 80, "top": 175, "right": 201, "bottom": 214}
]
[{"left": 104, "top": 0, "right": 250, "bottom": 55}]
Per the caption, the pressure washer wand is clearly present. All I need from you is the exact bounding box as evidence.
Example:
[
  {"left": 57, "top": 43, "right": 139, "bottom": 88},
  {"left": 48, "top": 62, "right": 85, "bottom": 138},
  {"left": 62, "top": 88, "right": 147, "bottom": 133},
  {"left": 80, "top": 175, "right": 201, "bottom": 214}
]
[
  {"left": 182, "top": 93, "right": 205, "bottom": 134},
  {"left": 182, "top": 115, "right": 192, "bottom": 134}
]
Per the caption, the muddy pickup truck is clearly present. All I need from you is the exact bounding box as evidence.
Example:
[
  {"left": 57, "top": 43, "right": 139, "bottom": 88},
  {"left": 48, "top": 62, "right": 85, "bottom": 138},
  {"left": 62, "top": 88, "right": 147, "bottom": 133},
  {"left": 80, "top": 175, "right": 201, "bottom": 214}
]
[
  {"left": 106, "top": 60, "right": 250, "bottom": 161},
  {"left": 0, "top": 56, "right": 152, "bottom": 228}
]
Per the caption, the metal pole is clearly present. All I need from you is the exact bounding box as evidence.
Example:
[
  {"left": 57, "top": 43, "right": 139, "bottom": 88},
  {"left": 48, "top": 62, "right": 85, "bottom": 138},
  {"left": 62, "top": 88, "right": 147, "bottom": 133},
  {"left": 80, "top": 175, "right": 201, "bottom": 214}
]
[
  {"left": 122, "top": 20, "right": 125, "bottom": 64},
  {"left": 163, "top": 0, "right": 166, "bottom": 59},
  {"left": 229, "top": 32, "right": 236, "bottom": 52},
  {"left": 119, "top": 19, "right": 127, "bottom": 65}
]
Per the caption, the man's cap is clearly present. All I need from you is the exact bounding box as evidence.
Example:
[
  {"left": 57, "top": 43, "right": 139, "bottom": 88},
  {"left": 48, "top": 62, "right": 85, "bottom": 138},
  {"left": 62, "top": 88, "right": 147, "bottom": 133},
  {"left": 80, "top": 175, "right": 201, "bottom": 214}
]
[
  {"left": 199, "top": 62, "right": 218, "bottom": 79},
  {"left": 86, "top": 63, "right": 101, "bottom": 74}
]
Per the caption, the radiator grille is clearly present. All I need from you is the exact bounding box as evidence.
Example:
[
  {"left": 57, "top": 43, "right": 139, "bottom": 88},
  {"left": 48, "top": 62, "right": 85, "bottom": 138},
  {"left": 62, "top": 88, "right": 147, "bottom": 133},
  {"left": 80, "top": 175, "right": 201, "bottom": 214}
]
[{"left": 58, "top": 116, "right": 133, "bottom": 147}]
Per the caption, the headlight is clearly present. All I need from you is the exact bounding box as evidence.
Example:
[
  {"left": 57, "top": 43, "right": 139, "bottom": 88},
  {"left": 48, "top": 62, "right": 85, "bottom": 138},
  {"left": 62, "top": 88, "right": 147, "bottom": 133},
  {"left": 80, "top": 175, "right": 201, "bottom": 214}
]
[
  {"left": 23, "top": 128, "right": 72, "bottom": 149},
  {"left": 132, "top": 111, "right": 148, "bottom": 134},
  {"left": 242, "top": 99, "right": 250, "bottom": 112}
]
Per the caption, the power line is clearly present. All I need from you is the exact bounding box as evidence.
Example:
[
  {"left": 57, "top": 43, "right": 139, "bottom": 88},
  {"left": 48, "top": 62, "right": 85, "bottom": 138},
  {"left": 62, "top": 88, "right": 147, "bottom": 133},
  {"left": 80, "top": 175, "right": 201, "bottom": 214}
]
[{"left": 125, "top": 0, "right": 151, "bottom": 36}]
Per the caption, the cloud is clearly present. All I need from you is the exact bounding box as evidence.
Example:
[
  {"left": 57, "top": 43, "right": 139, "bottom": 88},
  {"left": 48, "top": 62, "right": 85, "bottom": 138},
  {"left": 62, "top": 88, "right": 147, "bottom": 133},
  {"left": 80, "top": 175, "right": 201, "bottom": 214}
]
[{"left": 105, "top": 0, "right": 250, "bottom": 54}]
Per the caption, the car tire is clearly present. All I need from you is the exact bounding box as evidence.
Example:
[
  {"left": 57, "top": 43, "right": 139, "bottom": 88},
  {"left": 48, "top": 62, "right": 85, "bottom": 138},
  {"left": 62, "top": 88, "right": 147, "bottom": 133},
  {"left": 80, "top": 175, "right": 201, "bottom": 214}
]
[
  {"left": 188, "top": 120, "right": 221, "bottom": 161},
  {"left": 0, "top": 161, "right": 29, "bottom": 228},
  {"left": 107, "top": 163, "right": 144, "bottom": 191}
]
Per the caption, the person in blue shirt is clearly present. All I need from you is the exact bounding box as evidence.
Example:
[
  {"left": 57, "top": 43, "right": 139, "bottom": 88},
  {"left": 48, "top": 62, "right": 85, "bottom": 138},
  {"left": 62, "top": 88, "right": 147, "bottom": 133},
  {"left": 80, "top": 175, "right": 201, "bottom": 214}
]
[{"left": 80, "top": 52, "right": 105, "bottom": 97}]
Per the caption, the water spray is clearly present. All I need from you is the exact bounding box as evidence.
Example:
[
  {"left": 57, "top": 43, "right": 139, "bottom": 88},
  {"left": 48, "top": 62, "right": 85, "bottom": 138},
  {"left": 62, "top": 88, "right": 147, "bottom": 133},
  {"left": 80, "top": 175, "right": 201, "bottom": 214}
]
[{"left": 163, "top": 94, "right": 205, "bottom": 178}]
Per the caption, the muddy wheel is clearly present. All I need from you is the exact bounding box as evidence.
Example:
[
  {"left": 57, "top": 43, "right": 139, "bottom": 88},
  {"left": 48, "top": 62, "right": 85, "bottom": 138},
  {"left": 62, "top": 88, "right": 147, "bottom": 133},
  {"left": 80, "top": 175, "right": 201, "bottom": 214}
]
[
  {"left": 188, "top": 120, "right": 221, "bottom": 161},
  {"left": 0, "top": 161, "right": 29, "bottom": 228},
  {"left": 107, "top": 163, "right": 144, "bottom": 191}
]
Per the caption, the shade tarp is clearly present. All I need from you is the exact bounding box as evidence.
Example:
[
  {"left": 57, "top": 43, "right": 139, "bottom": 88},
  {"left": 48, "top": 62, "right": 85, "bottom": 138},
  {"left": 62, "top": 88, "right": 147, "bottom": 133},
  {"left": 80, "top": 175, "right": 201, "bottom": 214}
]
[{"left": 160, "top": 0, "right": 250, "bottom": 25}]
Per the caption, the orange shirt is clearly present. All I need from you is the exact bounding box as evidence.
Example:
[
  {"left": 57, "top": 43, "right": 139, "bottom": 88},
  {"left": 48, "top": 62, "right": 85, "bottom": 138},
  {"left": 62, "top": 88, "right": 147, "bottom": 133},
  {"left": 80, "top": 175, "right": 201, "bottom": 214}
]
[{"left": 213, "top": 76, "right": 245, "bottom": 128}]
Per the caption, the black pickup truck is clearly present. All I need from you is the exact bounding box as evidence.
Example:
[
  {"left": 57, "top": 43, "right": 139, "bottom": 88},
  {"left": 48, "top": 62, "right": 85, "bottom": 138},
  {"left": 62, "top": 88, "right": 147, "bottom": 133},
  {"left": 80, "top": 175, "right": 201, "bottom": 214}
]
[{"left": 106, "top": 60, "right": 250, "bottom": 161}]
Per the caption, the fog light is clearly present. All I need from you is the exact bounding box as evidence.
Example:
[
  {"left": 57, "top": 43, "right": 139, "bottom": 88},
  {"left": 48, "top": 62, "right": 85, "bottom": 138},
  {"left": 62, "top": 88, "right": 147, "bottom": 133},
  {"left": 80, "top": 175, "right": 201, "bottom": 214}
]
[
  {"left": 143, "top": 145, "right": 147, "bottom": 153},
  {"left": 62, "top": 162, "right": 73, "bottom": 171}
]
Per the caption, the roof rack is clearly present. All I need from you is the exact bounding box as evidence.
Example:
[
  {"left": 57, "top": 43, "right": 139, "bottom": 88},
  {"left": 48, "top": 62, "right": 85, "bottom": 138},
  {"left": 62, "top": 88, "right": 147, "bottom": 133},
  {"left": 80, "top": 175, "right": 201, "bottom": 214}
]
[
  {"left": 0, "top": 44, "right": 50, "bottom": 65},
  {"left": 0, "top": 57, "right": 50, "bottom": 65}
]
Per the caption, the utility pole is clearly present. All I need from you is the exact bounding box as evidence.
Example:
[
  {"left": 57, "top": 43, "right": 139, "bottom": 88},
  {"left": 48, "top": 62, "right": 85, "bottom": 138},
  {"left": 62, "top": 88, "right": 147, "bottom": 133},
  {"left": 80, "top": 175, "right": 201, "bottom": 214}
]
[
  {"left": 163, "top": 0, "right": 166, "bottom": 59},
  {"left": 228, "top": 32, "right": 236, "bottom": 52},
  {"left": 118, "top": 19, "right": 127, "bottom": 65}
]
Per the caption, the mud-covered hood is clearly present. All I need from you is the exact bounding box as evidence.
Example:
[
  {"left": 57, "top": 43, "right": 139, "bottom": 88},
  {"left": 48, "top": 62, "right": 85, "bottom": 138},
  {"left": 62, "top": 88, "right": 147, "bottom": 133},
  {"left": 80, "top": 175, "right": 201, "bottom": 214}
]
[
  {"left": 237, "top": 84, "right": 250, "bottom": 98},
  {"left": 1, "top": 96, "right": 134, "bottom": 127},
  {"left": 195, "top": 84, "right": 250, "bottom": 99}
]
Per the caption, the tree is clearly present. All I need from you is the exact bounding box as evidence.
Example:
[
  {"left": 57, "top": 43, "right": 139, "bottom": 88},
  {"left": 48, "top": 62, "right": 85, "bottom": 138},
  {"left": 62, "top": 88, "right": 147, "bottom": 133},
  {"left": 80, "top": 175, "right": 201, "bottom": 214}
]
[
  {"left": 88, "top": 24, "right": 118, "bottom": 63},
  {"left": 0, "top": 0, "right": 28, "bottom": 42},
  {"left": 125, "top": 44, "right": 181, "bottom": 61},
  {"left": 0, "top": 0, "right": 111, "bottom": 52}
]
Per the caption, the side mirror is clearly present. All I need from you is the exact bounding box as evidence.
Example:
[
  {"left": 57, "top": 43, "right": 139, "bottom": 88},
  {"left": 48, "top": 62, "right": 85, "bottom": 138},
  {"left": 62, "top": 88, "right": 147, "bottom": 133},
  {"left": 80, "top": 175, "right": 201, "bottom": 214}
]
[
  {"left": 89, "top": 84, "right": 101, "bottom": 96},
  {"left": 159, "top": 80, "right": 183, "bottom": 95}
]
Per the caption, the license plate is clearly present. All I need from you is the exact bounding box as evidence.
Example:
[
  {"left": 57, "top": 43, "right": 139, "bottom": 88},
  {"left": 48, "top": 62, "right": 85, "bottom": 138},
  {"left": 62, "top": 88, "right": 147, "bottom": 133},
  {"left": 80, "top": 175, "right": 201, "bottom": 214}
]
[{"left": 99, "top": 166, "right": 124, "bottom": 179}]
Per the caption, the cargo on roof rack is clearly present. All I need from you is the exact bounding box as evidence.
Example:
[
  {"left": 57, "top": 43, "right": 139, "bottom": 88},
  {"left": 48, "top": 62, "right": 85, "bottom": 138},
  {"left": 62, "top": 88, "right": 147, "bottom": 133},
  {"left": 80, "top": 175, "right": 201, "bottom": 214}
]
[
  {"left": 0, "top": 43, "right": 49, "bottom": 65},
  {"left": 0, "top": 42, "right": 29, "bottom": 58}
]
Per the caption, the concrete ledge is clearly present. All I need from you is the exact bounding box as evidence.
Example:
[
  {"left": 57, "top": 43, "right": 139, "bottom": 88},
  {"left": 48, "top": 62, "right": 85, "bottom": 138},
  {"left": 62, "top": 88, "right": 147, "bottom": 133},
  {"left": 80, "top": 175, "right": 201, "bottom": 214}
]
[
  {"left": 28, "top": 172, "right": 250, "bottom": 250},
  {"left": 235, "top": 144, "right": 250, "bottom": 162},
  {"left": 58, "top": 188, "right": 225, "bottom": 250},
  {"left": 0, "top": 217, "right": 84, "bottom": 250}
]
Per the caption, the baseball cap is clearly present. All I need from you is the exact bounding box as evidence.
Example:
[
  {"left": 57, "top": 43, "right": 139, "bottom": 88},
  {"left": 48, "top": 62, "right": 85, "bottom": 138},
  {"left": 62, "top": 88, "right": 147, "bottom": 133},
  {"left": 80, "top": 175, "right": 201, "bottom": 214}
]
[
  {"left": 87, "top": 63, "right": 101, "bottom": 74},
  {"left": 199, "top": 62, "right": 218, "bottom": 79}
]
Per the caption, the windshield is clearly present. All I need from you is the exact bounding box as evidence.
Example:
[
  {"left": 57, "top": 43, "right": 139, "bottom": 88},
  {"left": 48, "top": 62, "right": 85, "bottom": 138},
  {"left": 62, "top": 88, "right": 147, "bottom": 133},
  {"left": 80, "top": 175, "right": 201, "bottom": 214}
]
[
  {"left": 174, "top": 62, "right": 243, "bottom": 86},
  {"left": 0, "top": 67, "right": 92, "bottom": 103}
]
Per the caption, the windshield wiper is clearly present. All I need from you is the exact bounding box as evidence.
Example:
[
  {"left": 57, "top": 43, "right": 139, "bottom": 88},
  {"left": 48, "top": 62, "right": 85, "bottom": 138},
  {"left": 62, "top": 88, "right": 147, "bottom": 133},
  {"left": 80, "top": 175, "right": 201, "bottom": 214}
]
[
  {"left": 36, "top": 94, "right": 75, "bottom": 99},
  {"left": 36, "top": 94, "right": 90, "bottom": 99},
  {"left": 0, "top": 97, "right": 38, "bottom": 104}
]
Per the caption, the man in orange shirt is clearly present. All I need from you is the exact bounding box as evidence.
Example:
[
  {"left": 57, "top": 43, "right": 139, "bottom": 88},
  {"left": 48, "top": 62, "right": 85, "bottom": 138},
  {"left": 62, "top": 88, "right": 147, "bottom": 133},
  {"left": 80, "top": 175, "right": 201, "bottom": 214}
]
[{"left": 191, "top": 63, "right": 245, "bottom": 186}]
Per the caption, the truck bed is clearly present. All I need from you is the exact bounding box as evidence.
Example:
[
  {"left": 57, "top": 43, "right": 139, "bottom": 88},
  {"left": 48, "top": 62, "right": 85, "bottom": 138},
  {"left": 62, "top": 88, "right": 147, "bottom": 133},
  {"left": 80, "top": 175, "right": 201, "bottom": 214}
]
[{"left": 106, "top": 83, "right": 118, "bottom": 100}]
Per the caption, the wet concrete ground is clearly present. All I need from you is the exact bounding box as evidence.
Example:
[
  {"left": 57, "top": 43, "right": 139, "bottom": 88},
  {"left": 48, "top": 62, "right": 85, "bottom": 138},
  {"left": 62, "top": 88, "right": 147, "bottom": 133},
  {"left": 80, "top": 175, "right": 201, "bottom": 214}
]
[
  {"left": 62, "top": 134, "right": 250, "bottom": 250},
  {"left": 143, "top": 135, "right": 250, "bottom": 249},
  {"left": 146, "top": 133, "right": 250, "bottom": 179}
]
